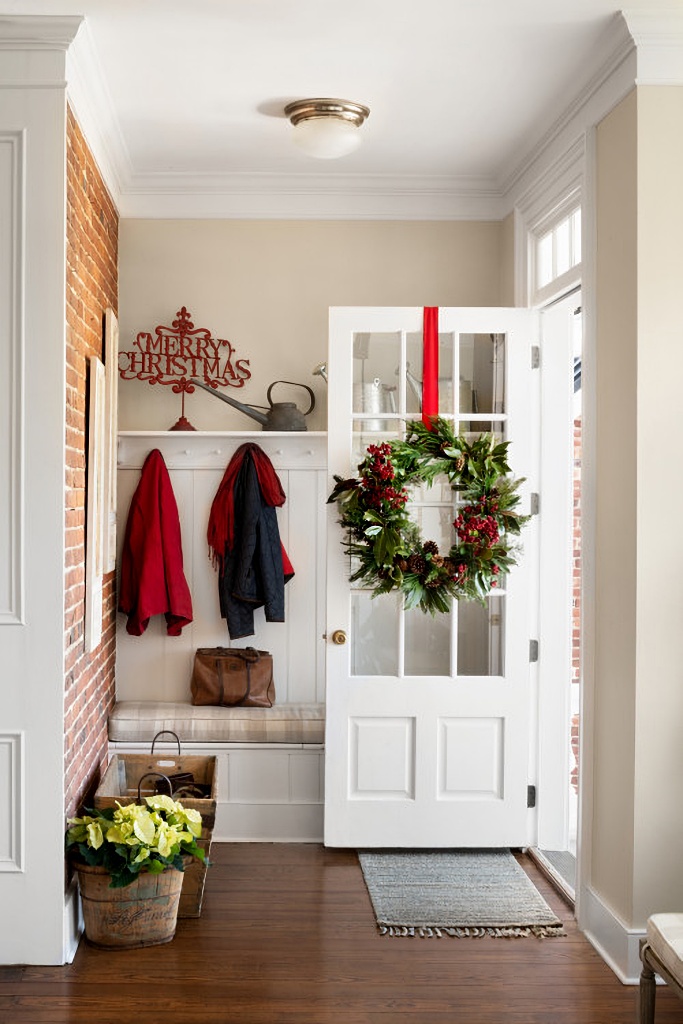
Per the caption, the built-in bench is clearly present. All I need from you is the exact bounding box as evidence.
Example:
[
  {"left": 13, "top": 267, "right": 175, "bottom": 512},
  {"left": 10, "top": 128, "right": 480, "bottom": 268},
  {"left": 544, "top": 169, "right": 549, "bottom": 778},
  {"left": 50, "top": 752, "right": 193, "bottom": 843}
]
[
  {"left": 109, "top": 701, "right": 325, "bottom": 745},
  {"left": 108, "top": 701, "right": 326, "bottom": 843}
]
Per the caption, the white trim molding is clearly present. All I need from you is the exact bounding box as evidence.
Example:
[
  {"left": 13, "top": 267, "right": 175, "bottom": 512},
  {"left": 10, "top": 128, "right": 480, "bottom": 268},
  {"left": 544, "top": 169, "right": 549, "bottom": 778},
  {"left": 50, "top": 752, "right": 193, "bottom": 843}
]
[
  {"left": 514, "top": 137, "right": 586, "bottom": 308},
  {"left": 581, "top": 884, "right": 645, "bottom": 985},
  {"left": 65, "top": 17, "right": 128, "bottom": 208},
  {"left": 115, "top": 172, "right": 504, "bottom": 222},
  {"left": 0, "top": 14, "right": 82, "bottom": 51},
  {"left": 626, "top": 8, "right": 683, "bottom": 84},
  {"left": 0, "top": 130, "right": 24, "bottom": 626},
  {"left": 0, "top": 732, "right": 24, "bottom": 872}
]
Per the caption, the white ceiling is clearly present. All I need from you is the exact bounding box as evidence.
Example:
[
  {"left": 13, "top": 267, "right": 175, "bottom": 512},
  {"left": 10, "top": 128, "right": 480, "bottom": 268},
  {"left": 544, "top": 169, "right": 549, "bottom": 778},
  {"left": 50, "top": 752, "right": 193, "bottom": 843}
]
[{"left": 2, "top": 2, "right": 681, "bottom": 217}]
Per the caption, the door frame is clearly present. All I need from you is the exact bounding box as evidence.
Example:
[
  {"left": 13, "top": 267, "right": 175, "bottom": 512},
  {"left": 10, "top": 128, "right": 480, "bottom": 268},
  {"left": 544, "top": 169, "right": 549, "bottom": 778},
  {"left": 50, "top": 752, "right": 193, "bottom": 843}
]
[{"left": 535, "top": 304, "right": 575, "bottom": 851}]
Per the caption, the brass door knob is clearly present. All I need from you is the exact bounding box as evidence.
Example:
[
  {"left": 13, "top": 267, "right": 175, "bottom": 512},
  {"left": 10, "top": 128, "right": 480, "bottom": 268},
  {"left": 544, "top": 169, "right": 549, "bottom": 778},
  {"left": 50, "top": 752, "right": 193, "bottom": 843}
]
[{"left": 331, "top": 629, "right": 347, "bottom": 645}]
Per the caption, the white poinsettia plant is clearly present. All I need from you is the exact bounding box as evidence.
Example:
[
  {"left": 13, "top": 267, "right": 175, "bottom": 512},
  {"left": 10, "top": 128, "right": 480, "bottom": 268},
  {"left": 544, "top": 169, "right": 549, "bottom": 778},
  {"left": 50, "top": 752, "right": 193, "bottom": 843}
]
[{"left": 66, "top": 795, "right": 206, "bottom": 889}]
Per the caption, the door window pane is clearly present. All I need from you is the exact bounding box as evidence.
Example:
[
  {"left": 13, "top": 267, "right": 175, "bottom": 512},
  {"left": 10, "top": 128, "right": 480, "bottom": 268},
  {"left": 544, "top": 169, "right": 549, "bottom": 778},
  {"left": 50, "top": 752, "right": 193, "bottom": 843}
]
[
  {"left": 459, "top": 333, "right": 506, "bottom": 415},
  {"left": 353, "top": 333, "right": 399, "bottom": 423},
  {"left": 405, "top": 332, "right": 456, "bottom": 417},
  {"left": 405, "top": 605, "right": 451, "bottom": 676},
  {"left": 457, "top": 597, "right": 505, "bottom": 676},
  {"left": 352, "top": 421, "right": 401, "bottom": 466},
  {"left": 351, "top": 591, "right": 399, "bottom": 676}
]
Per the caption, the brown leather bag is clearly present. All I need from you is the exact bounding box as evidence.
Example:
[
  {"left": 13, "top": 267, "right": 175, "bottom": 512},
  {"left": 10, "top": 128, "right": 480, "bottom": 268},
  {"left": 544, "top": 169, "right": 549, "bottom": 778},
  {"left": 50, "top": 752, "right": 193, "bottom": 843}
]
[{"left": 190, "top": 647, "right": 275, "bottom": 708}]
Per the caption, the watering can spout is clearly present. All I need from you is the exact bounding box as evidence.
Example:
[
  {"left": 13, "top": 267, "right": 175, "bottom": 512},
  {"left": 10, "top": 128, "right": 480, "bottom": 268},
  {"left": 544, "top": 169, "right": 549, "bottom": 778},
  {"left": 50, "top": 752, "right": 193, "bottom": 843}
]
[
  {"left": 191, "top": 378, "right": 316, "bottom": 431},
  {"left": 191, "top": 379, "right": 269, "bottom": 425}
]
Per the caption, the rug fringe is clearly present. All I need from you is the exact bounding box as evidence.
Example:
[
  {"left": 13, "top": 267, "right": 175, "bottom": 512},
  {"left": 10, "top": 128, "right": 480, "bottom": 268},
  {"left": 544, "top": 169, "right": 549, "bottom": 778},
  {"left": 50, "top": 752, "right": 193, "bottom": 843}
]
[{"left": 378, "top": 924, "right": 565, "bottom": 939}]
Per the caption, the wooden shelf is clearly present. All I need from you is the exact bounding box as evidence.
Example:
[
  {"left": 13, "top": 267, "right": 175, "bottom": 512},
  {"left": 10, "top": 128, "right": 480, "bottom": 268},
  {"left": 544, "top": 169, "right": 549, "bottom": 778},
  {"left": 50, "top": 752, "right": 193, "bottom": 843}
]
[{"left": 117, "top": 430, "right": 327, "bottom": 471}]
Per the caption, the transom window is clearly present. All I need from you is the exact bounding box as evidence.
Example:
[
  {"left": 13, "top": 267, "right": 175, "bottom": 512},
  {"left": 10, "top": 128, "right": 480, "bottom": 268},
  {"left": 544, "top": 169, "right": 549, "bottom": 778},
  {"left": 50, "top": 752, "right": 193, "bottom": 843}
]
[{"left": 531, "top": 201, "right": 582, "bottom": 305}]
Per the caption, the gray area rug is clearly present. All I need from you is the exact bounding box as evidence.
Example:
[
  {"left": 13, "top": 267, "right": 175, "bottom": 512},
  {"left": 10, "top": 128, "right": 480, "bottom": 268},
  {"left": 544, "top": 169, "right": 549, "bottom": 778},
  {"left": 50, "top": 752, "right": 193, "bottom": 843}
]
[{"left": 358, "top": 849, "right": 565, "bottom": 938}]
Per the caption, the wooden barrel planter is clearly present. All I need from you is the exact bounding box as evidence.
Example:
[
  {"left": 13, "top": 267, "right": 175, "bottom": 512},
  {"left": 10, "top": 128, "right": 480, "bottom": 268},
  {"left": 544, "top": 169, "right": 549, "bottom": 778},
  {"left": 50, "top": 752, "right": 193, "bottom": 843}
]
[
  {"left": 94, "top": 745, "right": 217, "bottom": 918},
  {"left": 74, "top": 861, "right": 186, "bottom": 949}
]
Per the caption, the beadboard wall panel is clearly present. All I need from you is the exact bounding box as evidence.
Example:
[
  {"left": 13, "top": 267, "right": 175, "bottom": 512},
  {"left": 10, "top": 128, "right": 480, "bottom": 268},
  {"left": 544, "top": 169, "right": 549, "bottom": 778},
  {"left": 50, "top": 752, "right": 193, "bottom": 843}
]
[{"left": 115, "top": 433, "right": 327, "bottom": 706}]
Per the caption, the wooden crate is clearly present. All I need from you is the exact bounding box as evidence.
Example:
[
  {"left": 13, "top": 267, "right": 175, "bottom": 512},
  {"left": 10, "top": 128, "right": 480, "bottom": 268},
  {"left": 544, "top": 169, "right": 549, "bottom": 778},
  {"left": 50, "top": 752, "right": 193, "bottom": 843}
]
[{"left": 94, "top": 753, "right": 218, "bottom": 918}]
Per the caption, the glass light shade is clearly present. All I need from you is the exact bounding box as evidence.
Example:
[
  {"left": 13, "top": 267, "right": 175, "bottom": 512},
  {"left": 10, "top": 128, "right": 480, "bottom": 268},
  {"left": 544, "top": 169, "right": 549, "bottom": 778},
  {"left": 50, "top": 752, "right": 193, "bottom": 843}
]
[{"left": 291, "top": 116, "right": 362, "bottom": 159}]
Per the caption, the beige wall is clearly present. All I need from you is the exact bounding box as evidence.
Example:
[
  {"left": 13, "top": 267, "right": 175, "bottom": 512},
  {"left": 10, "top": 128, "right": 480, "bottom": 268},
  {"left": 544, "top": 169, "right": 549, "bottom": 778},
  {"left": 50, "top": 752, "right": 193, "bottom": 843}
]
[
  {"left": 118, "top": 219, "right": 503, "bottom": 431},
  {"left": 632, "top": 85, "right": 683, "bottom": 923},
  {"left": 593, "top": 86, "right": 683, "bottom": 928},
  {"left": 594, "top": 89, "right": 638, "bottom": 922}
]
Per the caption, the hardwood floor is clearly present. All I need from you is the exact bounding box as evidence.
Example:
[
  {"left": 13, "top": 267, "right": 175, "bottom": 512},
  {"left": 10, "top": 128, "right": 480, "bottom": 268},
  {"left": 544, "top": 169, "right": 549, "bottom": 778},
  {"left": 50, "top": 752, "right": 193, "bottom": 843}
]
[{"left": 2, "top": 844, "right": 682, "bottom": 1024}]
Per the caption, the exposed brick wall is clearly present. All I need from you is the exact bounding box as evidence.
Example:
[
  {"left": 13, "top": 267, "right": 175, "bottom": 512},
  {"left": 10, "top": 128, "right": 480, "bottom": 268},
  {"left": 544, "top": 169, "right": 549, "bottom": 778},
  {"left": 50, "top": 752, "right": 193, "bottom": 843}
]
[{"left": 64, "top": 107, "right": 119, "bottom": 819}]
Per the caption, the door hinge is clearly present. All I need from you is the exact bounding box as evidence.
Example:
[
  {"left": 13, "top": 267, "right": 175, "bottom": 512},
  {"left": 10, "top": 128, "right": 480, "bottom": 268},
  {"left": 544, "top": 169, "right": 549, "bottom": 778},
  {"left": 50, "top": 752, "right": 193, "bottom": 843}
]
[
  {"left": 527, "top": 784, "right": 537, "bottom": 809},
  {"left": 531, "top": 345, "right": 541, "bottom": 369},
  {"left": 530, "top": 492, "right": 540, "bottom": 516},
  {"left": 529, "top": 639, "right": 539, "bottom": 663}
]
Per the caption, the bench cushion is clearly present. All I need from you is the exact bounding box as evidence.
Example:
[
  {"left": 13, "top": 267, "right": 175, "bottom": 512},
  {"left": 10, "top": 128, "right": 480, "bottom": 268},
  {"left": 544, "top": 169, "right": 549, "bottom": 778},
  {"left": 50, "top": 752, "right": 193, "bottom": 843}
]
[
  {"left": 647, "top": 914, "right": 683, "bottom": 981},
  {"left": 109, "top": 701, "right": 325, "bottom": 745}
]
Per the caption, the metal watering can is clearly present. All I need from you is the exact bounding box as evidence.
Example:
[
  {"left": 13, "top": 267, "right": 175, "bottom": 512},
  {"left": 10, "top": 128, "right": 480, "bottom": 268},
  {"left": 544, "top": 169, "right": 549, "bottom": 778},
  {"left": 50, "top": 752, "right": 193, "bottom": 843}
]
[
  {"left": 191, "top": 378, "right": 316, "bottom": 431},
  {"left": 405, "top": 364, "right": 476, "bottom": 414}
]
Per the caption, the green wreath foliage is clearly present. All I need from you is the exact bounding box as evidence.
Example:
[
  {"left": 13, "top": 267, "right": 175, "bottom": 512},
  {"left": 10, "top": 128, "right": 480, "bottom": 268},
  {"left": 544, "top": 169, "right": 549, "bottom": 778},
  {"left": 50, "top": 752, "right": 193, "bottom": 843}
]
[{"left": 328, "top": 418, "right": 529, "bottom": 615}]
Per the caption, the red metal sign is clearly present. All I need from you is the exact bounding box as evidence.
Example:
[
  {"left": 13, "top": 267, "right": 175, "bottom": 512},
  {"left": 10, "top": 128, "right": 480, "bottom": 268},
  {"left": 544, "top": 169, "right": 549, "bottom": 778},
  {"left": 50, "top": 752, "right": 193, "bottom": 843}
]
[{"left": 118, "top": 306, "right": 251, "bottom": 393}]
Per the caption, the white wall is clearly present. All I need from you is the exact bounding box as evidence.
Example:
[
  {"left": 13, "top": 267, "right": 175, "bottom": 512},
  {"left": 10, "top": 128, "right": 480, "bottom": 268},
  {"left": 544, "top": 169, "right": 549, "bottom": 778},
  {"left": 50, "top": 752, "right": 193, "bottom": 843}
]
[{"left": 116, "top": 433, "right": 327, "bottom": 705}]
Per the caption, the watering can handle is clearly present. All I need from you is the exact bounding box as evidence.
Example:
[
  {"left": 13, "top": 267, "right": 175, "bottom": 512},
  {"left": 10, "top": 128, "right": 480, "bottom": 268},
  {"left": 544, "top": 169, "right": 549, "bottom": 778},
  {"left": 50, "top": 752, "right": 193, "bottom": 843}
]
[{"left": 266, "top": 380, "right": 316, "bottom": 416}]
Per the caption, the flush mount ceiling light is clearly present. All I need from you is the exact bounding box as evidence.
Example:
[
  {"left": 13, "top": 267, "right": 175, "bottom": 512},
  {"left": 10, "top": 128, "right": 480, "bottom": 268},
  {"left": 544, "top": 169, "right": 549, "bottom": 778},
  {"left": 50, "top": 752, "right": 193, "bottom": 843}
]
[{"left": 284, "top": 98, "right": 370, "bottom": 159}]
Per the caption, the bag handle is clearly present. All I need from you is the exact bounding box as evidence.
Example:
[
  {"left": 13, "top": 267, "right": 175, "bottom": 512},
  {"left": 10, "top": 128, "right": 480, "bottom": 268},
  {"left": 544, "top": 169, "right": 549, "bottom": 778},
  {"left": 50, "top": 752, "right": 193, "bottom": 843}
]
[
  {"left": 227, "top": 647, "right": 261, "bottom": 664},
  {"left": 151, "top": 730, "right": 181, "bottom": 755},
  {"left": 137, "top": 771, "right": 173, "bottom": 800}
]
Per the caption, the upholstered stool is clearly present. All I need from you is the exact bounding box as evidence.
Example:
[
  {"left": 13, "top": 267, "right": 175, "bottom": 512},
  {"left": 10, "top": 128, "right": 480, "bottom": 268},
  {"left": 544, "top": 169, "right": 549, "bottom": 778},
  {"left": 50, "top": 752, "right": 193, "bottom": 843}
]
[{"left": 639, "top": 914, "right": 683, "bottom": 1023}]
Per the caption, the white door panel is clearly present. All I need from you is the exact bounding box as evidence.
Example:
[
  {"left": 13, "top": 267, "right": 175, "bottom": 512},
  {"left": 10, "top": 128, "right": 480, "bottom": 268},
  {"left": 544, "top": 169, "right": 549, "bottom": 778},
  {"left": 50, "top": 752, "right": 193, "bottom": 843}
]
[{"left": 325, "top": 307, "right": 560, "bottom": 848}]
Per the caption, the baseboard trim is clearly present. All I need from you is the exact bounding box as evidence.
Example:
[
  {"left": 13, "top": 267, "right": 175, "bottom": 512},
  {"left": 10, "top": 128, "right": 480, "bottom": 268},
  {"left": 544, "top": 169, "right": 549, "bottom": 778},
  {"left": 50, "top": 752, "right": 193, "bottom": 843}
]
[
  {"left": 580, "top": 884, "right": 644, "bottom": 984},
  {"left": 63, "top": 877, "right": 82, "bottom": 964}
]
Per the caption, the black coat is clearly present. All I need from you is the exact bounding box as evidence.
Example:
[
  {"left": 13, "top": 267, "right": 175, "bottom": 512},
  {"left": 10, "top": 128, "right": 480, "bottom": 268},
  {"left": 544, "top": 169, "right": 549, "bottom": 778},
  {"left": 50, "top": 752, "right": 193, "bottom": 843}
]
[{"left": 218, "top": 451, "right": 291, "bottom": 639}]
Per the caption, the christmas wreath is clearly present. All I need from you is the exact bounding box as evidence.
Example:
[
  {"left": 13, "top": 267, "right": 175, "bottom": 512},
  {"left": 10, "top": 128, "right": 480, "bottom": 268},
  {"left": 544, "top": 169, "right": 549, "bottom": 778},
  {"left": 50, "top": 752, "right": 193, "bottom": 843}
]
[{"left": 328, "top": 418, "right": 529, "bottom": 615}]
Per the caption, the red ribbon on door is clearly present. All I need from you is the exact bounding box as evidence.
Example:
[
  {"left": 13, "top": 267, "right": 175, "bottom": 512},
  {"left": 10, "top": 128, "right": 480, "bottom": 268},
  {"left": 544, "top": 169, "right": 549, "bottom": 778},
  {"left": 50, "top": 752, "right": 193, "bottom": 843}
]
[{"left": 422, "top": 306, "right": 439, "bottom": 430}]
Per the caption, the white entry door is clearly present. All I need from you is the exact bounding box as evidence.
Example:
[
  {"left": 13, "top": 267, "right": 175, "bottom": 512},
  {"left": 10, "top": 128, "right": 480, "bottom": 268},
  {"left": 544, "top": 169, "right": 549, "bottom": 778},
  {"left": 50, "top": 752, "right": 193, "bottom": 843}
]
[{"left": 324, "top": 306, "right": 570, "bottom": 849}]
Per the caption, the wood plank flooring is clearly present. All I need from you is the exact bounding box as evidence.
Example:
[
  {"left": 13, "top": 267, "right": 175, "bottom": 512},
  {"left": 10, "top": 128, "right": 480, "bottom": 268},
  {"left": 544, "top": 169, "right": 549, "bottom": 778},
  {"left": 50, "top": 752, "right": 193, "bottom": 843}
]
[{"left": 2, "top": 844, "right": 682, "bottom": 1024}]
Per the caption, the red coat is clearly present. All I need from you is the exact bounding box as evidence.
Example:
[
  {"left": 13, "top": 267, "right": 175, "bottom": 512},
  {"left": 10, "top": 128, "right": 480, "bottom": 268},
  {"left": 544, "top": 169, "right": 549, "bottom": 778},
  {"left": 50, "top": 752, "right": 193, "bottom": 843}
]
[{"left": 118, "top": 449, "right": 193, "bottom": 636}]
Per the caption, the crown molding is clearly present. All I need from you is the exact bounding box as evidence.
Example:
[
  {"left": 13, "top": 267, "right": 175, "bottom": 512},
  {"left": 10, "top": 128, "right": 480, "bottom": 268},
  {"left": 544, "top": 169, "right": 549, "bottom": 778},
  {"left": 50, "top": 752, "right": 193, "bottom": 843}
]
[
  {"left": 116, "top": 172, "right": 505, "bottom": 220},
  {"left": 624, "top": 8, "right": 683, "bottom": 83},
  {"left": 0, "top": 14, "right": 82, "bottom": 49},
  {"left": 499, "top": 13, "right": 636, "bottom": 211},
  {"left": 65, "top": 19, "right": 127, "bottom": 206}
]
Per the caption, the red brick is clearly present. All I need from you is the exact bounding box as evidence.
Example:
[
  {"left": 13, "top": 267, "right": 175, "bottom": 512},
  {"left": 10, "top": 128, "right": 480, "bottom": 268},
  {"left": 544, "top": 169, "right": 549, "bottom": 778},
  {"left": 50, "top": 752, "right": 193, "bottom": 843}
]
[{"left": 63, "top": 106, "right": 119, "bottom": 820}]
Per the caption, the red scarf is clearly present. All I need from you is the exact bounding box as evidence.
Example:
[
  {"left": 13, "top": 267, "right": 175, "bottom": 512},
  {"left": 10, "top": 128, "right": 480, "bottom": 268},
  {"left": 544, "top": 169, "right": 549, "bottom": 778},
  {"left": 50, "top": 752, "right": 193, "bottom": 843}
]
[{"left": 207, "top": 443, "right": 292, "bottom": 574}]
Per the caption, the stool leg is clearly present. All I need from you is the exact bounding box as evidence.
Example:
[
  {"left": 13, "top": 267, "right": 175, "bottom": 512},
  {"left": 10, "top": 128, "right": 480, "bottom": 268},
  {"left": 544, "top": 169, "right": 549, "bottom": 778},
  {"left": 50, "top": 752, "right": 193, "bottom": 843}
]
[{"left": 640, "top": 957, "right": 656, "bottom": 1024}]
